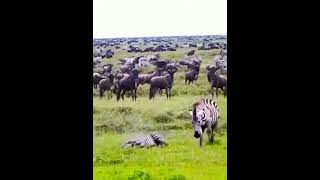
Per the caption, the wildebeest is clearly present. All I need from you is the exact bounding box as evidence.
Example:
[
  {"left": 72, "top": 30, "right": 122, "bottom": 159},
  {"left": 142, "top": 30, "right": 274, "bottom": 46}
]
[
  {"left": 198, "top": 45, "right": 211, "bottom": 50},
  {"left": 151, "top": 60, "right": 168, "bottom": 69},
  {"left": 167, "top": 47, "right": 176, "bottom": 51},
  {"left": 102, "top": 64, "right": 113, "bottom": 75},
  {"left": 105, "top": 49, "right": 114, "bottom": 58},
  {"left": 163, "top": 66, "right": 178, "bottom": 83},
  {"left": 189, "top": 43, "right": 197, "bottom": 48},
  {"left": 93, "top": 73, "right": 107, "bottom": 89},
  {"left": 147, "top": 54, "right": 160, "bottom": 62},
  {"left": 186, "top": 50, "right": 195, "bottom": 56},
  {"left": 119, "top": 56, "right": 144, "bottom": 73},
  {"left": 137, "top": 68, "right": 163, "bottom": 86},
  {"left": 207, "top": 66, "right": 227, "bottom": 98},
  {"left": 116, "top": 68, "right": 140, "bottom": 101},
  {"left": 127, "top": 45, "right": 142, "bottom": 52},
  {"left": 93, "top": 47, "right": 101, "bottom": 57},
  {"left": 165, "top": 61, "right": 180, "bottom": 70},
  {"left": 211, "top": 74, "right": 227, "bottom": 98},
  {"left": 149, "top": 74, "right": 172, "bottom": 100},
  {"left": 93, "top": 56, "right": 102, "bottom": 64},
  {"left": 185, "top": 68, "right": 198, "bottom": 84},
  {"left": 180, "top": 56, "right": 201, "bottom": 72},
  {"left": 143, "top": 47, "right": 154, "bottom": 52},
  {"left": 98, "top": 74, "right": 115, "bottom": 99}
]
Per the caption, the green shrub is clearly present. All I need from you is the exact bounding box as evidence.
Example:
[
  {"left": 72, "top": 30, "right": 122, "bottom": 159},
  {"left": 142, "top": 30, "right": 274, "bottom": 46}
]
[
  {"left": 128, "top": 171, "right": 152, "bottom": 180},
  {"left": 153, "top": 114, "right": 174, "bottom": 123},
  {"left": 111, "top": 106, "right": 133, "bottom": 115},
  {"left": 168, "top": 175, "right": 187, "bottom": 180}
]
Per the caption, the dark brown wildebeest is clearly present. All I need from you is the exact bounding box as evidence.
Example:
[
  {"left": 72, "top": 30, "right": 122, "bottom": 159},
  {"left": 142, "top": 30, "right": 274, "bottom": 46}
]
[
  {"left": 207, "top": 66, "right": 227, "bottom": 98},
  {"left": 98, "top": 74, "right": 115, "bottom": 99},
  {"left": 149, "top": 74, "right": 172, "bottom": 100},
  {"left": 187, "top": 50, "right": 195, "bottom": 56},
  {"left": 116, "top": 69, "right": 140, "bottom": 102}
]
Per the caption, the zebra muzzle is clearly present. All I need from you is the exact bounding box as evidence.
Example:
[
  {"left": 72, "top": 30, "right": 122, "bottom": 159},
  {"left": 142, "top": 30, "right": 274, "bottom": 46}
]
[{"left": 194, "top": 131, "right": 201, "bottom": 138}]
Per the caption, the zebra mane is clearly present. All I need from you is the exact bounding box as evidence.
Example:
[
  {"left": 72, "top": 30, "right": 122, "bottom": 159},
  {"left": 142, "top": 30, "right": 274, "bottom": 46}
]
[
  {"left": 192, "top": 99, "right": 204, "bottom": 108},
  {"left": 192, "top": 100, "right": 203, "bottom": 118}
]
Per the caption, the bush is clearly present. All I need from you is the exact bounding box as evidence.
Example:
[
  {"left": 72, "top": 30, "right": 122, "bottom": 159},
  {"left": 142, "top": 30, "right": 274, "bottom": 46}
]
[
  {"left": 168, "top": 175, "right": 187, "bottom": 180},
  {"left": 174, "top": 111, "right": 190, "bottom": 120},
  {"left": 128, "top": 171, "right": 152, "bottom": 180},
  {"left": 94, "top": 112, "right": 143, "bottom": 134},
  {"left": 156, "top": 124, "right": 184, "bottom": 130},
  {"left": 94, "top": 155, "right": 124, "bottom": 165},
  {"left": 111, "top": 106, "right": 133, "bottom": 115},
  {"left": 153, "top": 114, "right": 174, "bottom": 123}
]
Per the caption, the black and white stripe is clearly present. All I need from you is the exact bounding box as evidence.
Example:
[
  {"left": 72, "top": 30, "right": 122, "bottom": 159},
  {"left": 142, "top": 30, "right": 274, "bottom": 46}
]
[
  {"left": 189, "top": 99, "right": 220, "bottom": 147},
  {"left": 122, "top": 133, "right": 168, "bottom": 148}
]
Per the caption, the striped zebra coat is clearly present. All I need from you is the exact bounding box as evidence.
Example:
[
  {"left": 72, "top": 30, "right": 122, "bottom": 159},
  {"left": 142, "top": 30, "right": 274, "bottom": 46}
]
[
  {"left": 122, "top": 133, "right": 168, "bottom": 148},
  {"left": 189, "top": 99, "right": 220, "bottom": 147}
]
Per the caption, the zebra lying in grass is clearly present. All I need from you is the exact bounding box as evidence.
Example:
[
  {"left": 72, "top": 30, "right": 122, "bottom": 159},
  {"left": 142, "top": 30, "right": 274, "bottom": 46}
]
[
  {"left": 189, "top": 99, "right": 220, "bottom": 147},
  {"left": 122, "top": 133, "right": 168, "bottom": 148}
]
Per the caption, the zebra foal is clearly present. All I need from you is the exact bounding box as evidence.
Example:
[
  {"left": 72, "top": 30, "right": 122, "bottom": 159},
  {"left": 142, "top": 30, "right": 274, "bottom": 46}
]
[{"left": 122, "top": 133, "right": 168, "bottom": 148}]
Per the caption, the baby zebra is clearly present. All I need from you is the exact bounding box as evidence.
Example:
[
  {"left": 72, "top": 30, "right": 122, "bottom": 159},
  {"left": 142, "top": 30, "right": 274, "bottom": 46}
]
[
  {"left": 122, "top": 133, "right": 168, "bottom": 148},
  {"left": 189, "top": 99, "right": 220, "bottom": 147}
]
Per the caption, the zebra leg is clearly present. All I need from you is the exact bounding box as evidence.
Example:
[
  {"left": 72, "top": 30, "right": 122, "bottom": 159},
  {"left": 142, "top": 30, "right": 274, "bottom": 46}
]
[
  {"left": 200, "top": 134, "right": 203, "bottom": 147},
  {"left": 211, "top": 122, "right": 218, "bottom": 142},
  {"left": 134, "top": 88, "right": 137, "bottom": 101},
  {"left": 207, "top": 125, "right": 214, "bottom": 143}
]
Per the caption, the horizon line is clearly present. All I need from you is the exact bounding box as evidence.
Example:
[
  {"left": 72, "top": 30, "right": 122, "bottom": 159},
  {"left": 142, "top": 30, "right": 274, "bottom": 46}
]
[{"left": 93, "top": 34, "right": 227, "bottom": 39}]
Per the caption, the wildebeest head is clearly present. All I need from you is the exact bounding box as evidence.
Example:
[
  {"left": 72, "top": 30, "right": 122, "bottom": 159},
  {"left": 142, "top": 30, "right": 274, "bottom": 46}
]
[
  {"left": 131, "top": 68, "right": 141, "bottom": 78},
  {"left": 163, "top": 74, "right": 172, "bottom": 85},
  {"left": 187, "top": 50, "right": 195, "bottom": 56},
  {"left": 206, "top": 65, "right": 219, "bottom": 72}
]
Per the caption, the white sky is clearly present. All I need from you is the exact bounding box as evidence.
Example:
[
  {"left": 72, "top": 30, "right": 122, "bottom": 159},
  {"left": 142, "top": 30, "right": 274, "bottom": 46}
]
[{"left": 93, "top": 0, "right": 227, "bottom": 38}]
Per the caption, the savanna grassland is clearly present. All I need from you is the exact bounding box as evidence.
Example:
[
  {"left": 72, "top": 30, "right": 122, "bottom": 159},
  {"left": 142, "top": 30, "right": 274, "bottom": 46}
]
[{"left": 93, "top": 44, "right": 227, "bottom": 180}]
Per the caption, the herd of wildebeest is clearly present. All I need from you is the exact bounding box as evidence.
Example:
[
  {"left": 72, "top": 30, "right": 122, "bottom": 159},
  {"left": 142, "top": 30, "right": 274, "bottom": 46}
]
[{"left": 93, "top": 36, "right": 227, "bottom": 101}]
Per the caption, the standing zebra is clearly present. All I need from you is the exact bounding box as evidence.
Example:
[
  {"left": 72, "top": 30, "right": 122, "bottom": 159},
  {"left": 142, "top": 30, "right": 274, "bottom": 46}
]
[
  {"left": 122, "top": 133, "right": 168, "bottom": 148},
  {"left": 189, "top": 99, "right": 220, "bottom": 147}
]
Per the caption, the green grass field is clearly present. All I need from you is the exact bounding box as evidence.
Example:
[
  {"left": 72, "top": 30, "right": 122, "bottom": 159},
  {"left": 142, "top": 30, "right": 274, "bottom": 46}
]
[{"left": 93, "top": 47, "right": 227, "bottom": 180}]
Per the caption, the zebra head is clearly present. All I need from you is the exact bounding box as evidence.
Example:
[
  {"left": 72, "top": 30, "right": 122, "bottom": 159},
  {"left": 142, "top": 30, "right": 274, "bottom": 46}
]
[{"left": 189, "top": 108, "right": 206, "bottom": 138}]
